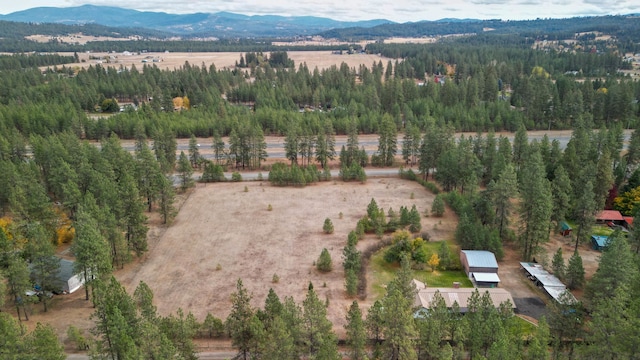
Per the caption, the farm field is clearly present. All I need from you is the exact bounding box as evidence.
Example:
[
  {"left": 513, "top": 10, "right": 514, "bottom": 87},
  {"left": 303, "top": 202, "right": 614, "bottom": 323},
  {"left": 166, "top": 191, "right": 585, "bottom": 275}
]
[{"left": 57, "top": 50, "right": 393, "bottom": 72}]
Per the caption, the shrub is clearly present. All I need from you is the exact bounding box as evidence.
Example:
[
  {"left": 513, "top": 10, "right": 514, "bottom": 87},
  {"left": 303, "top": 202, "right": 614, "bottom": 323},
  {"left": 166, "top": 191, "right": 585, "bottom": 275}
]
[
  {"left": 267, "top": 204, "right": 273, "bottom": 211},
  {"left": 231, "top": 172, "right": 242, "bottom": 182},
  {"left": 272, "top": 273, "right": 280, "bottom": 283},
  {"left": 200, "top": 161, "right": 226, "bottom": 182},
  {"left": 317, "top": 248, "right": 333, "bottom": 272},
  {"left": 67, "top": 325, "right": 90, "bottom": 350},
  {"left": 200, "top": 313, "right": 224, "bottom": 338},
  {"left": 323, "top": 218, "right": 334, "bottom": 234}
]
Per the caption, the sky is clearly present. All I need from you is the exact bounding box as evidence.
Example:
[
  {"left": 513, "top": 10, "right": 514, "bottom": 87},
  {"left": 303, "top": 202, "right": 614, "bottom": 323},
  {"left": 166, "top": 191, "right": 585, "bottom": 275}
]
[{"left": 0, "top": 0, "right": 638, "bottom": 23}]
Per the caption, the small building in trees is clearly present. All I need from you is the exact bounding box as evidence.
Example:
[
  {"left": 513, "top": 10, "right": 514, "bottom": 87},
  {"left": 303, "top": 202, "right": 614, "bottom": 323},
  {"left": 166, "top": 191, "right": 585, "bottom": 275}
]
[
  {"left": 460, "top": 250, "right": 500, "bottom": 287},
  {"left": 595, "top": 210, "right": 624, "bottom": 225},
  {"left": 29, "top": 258, "right": 84, "bottom": 294},
  {"left": 559, "top": 221, "right": 572, "bottom": 237},
  {"left": 54, "top": 258, "right": 84, "bottom": 294},
  {"left": 520, "top": 262, "right": 576, "bottom": 304},
  {"left": 412, "top": 279, "right": 516, "bottom": 314},
  {"left": 591, "top": 235, "right": 610, "bottom": 251}
]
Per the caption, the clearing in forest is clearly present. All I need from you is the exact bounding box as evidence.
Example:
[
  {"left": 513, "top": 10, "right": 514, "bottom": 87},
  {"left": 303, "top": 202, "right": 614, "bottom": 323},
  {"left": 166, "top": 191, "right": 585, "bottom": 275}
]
[{"left": 120, "top": 178, "right": 458, "bottom": 331}]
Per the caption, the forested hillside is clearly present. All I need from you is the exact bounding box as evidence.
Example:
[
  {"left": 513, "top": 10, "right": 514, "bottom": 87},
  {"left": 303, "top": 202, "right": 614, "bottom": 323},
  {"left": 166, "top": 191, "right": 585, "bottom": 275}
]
[{"left": 0, "top": 32, "right": 639, "bottom": 358}]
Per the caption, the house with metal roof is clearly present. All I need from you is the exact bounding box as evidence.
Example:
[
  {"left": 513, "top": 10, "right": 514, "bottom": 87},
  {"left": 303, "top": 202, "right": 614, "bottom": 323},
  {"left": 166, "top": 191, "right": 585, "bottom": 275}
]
[
  {"left": 596, "top": 210, "right": 624, "bottom": 225},
  {"left": 413, "top": 286, "right": 516, "bottom": 314},
  {"left": 460, "top": 250, "right": 500, "bottom": 288}
]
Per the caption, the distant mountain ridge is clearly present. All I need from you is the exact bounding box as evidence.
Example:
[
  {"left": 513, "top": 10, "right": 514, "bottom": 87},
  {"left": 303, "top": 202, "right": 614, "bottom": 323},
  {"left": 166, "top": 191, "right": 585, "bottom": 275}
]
[{"left": 0, "top": 5, "right": 394, "bottom": 38}]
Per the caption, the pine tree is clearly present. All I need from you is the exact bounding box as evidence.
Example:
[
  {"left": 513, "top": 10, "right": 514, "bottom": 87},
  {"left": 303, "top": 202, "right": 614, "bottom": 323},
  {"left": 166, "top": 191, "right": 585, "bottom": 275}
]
[
  {"left": 72, "top": 208, "right": 112, "bottom": 301},
  {"left": 157, "top": 174, "right": 177, "bottom": 225},
  {"left": 382, "top": 288, "right": 417, "bottom": 360},
  {"left": 322, "top": 218, "right": 334, "bottom": 234},
  {"left": 226, "top": 279, "right": 260, "bottom": 360},
  {"left": 344, "top": 301, "right": 367, "bottom": 360},
  {"left": 492, "top": 164, "right": 518, "bottom": 239},
  {"left": 431, "top": 194, "right": 446, "bottom": 217},
  {"left": 518, "top": 149, "right": 553, "bottom": 261},
  {"left": 211, "top": 131, "right": 226, "bottom": 166},
  {"left": 585, "top": 233, "right": 637, "bottom": 307},
  {"left": 566, "top": 250, "right": 585, "bottom": 290},
  {"left": 177, "top": 151, "right": 194, "bottom": 191},
  {"left": 593, "top": 149, "right": 614, "bottom": 211},
  {"left": 551, "top": 248, "right": 565, "bottom": 280},
  {"left": 365, "top": 300, "right": 384, "bottom": 345},
  {"left": 573, "top": 179, "right": 596, "bottom": 251},
  {"left": 302, "top": 285, "right": 339, "bottom": 359},
  {"left": 437, "top": 241, "right": 451, "bottom": 270},
  {"left": 317, "top": 248, "right": 332, "bottom": 272},
  {"left": 551, "top": 165, "right": 572, "bottom": 224},
  {"left": 188, "top": 134, "right": 201, "bottom": 168}
]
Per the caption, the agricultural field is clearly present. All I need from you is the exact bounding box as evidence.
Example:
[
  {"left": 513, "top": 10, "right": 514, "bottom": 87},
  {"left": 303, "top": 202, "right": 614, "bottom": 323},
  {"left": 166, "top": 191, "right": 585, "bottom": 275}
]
[{"left": 59, "top": 50, "right": 393, "bottom": 72}]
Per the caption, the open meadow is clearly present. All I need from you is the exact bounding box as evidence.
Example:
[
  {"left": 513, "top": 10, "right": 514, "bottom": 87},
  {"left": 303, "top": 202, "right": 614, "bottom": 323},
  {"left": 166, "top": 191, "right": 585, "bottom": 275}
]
[{"left": 117, "top": 178, "right": 457, "bottom": 333}]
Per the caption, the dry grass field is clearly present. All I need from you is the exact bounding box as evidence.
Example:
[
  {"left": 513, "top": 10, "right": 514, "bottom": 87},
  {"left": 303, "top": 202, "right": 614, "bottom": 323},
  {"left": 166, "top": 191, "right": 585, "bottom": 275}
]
[
  {"left": 24, "top": 178, "right": 457, "bottom": 342},
  {"left": 119, "top": 178, "right": 456, "bottom": 333},
  {"left": 56, "top": 51, "right": 393, "bottom": 72}
]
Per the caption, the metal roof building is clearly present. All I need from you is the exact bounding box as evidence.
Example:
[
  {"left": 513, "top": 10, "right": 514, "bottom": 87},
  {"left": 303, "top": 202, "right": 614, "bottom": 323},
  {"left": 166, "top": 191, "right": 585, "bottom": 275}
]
[
  {"left": 414, "top": 287, "right": 516, "bottom": 313},
  {"left": 520, "top": 262, "right": 576, "bottom": 304},
  {"left": 460, "top": 250, "right": 500, "bottom": 287}
]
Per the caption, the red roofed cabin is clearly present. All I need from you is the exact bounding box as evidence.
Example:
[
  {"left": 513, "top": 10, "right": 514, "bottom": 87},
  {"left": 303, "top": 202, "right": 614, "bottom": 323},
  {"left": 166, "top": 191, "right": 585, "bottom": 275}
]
[{"left": 596, "top": 210, "right": 624, "bottom": 226}]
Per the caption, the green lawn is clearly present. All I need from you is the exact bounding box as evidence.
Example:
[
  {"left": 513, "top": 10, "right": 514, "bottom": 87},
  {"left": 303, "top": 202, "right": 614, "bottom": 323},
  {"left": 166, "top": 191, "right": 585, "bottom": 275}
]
[
  {"left": 591, "top": 225, "right": 614, "bottom": 236},
  {"left": 370, "top": 241, "right": 473, "bottom": 300}
]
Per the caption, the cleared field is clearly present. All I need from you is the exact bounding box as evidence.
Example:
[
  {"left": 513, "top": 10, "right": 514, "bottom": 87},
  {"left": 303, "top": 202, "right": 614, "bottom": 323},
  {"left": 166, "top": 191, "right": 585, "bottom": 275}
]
[
  {"left": 58, "top": 51, "right": 393, "bottom": 72},
  {"left": 117, "top": 178, "right": 457, "bottom": 332}
]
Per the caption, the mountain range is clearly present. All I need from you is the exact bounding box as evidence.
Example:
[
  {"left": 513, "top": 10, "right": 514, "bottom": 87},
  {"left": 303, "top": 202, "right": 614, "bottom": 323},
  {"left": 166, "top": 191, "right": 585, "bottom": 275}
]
[{"left": 0, "top": 5, "right": 394, "bottom": 38}]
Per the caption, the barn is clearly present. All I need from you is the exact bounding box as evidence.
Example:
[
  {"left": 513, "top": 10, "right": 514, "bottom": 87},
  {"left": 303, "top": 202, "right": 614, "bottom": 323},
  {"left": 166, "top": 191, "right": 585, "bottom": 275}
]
[{"left": 460, "top": 250, "right": 500, "bottom": 287}]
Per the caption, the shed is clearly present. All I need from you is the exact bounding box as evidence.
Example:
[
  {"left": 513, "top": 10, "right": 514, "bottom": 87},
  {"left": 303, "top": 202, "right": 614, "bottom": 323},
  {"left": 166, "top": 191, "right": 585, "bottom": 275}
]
[
  {"left": 460, "top": 250, "right": 499, "bottom": 275},
  {"left": 559, "top": 221, "right": 572, "bottom": 237},
  {"left": 591, "top": 235, "right": 609, "bottom": 251},
  {"left": 623, "top": 216, "right": 633, "bottom": 229}
]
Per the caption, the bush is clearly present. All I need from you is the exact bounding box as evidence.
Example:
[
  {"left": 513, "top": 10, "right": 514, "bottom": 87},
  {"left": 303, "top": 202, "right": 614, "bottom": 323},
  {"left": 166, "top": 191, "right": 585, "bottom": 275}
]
[
  {"left": 231, "top": 172, "right": 242, "bottom": 182},
  {"left": 200, "top": 161, "right": 226, "bottom": 182},
  {"left": 200, "top": 313, "right": 224, "bottom": 338},
  {"left": 317, "top": 248, "right": 333, "bottom": 272},
  {"left": 269, "top": 163, "right": 320, "bottom": 187},
  {"left": 67, "top": 325, "right": 90, "bottom": 350},
  {"left": 323, "top": 218, "right": 334, "bottom": 234}
]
